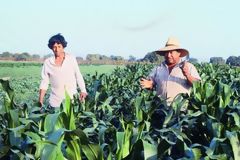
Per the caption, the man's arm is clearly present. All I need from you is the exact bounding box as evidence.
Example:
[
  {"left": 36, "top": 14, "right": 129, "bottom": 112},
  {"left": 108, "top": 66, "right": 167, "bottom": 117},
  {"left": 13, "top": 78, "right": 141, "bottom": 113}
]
[
  {"left": 140, "top": 66, "right": 158, "bottom": 89},
  {"left": 39, "top": 89, "right": 46, "bottom": 107},
  {"left": 182, "top": 62, "right": 201, "bottom": 86},
  {"left": 73, "top": 57, "right": 87, "bottom": 101},
  {"left": 140, "top": 78, "right": 154, "bottom": 89},
  {"left": 39, "top": 60, "right": 49, "bottom": 106}
]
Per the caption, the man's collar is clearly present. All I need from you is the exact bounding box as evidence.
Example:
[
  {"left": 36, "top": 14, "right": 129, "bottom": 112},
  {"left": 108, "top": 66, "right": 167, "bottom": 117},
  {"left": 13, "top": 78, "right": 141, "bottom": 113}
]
[
  {"left": 49, "top": 53, "right": 68, "bottom": 65},
  {"left": 162, "top": 60, "right": 183, "bottom": 68}
]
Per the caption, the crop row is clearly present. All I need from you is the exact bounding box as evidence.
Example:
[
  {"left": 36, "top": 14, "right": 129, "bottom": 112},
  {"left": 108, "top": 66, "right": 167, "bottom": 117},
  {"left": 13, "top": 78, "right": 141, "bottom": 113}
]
[{"left": 0, "top": 63, "right": 239, "bottom": 159}]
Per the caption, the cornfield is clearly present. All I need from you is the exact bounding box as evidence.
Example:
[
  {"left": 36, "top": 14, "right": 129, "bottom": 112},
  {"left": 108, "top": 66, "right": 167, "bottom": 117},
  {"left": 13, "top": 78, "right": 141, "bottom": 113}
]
[{"left": 0, "top": 63, "right": 240, "bottom": 160}]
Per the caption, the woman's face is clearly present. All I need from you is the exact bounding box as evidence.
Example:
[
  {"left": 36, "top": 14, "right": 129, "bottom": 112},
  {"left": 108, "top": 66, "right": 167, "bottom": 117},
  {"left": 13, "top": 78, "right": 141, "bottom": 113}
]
[
  {"left": 52, "top": 43, "right": 64, "bottom": 57},
  {"left": 164, "top": 50, "right": 181, "bottom": 65}
]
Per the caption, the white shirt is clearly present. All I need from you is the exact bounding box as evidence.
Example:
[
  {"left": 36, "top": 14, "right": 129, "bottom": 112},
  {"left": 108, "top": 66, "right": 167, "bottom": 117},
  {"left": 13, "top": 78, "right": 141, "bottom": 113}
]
[
  {"left": 39, "top": 53, "right": 87, "bottom": 107},
  {"left": 148, "top": 61, "right": 201, "bottom": 103}
]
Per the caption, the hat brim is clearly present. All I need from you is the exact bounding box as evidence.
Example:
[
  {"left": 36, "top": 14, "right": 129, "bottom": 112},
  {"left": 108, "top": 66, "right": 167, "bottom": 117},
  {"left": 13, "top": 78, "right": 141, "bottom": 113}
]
[{"left": 156, "top": 46, "right": 189, "bottom": 57}]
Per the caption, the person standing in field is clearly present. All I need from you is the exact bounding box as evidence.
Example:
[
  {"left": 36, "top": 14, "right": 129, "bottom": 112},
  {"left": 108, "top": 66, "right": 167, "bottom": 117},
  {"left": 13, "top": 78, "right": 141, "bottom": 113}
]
[
  {"left": 39, "top": 33, "right": 87, "bottom": 110},
  {"left": 140, "top": 37, "right": 201, "bottom": 104}
]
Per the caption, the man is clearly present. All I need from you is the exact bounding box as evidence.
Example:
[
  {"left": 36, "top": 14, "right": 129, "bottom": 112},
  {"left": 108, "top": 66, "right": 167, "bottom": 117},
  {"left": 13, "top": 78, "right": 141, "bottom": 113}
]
[
  {"left": 140, "top": 37, "right": 201, "bottom": 103},
  {"left": 39, "top": 33, "right": 87, "bottom": 109}
]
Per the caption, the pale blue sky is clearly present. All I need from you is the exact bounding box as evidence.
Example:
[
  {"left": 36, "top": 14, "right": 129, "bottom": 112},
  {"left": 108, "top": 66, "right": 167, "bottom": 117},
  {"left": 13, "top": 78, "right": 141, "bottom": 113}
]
[{"left": 0, "top": 0, "right": 239, "bottom": 62}]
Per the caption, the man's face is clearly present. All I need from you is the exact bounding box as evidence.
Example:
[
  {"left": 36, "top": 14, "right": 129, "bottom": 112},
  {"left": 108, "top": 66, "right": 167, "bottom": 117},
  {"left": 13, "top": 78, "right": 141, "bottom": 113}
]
[
  {"left": 164, "top": 50, "right": 181, "bottom": 65},
  {"left": 52, "top": 43, "right": 64, "bottom": 57}
]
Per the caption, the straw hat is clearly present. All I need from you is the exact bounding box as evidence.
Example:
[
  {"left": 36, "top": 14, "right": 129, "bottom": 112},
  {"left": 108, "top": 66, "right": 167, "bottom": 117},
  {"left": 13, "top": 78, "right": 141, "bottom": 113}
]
[{"left": 156, "top": 37, "right": 189, "bottom": 57}]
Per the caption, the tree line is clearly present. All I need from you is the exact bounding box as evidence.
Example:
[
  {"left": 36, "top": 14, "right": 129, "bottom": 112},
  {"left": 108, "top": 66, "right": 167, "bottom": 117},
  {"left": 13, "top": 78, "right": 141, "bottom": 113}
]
[
  {"left": 0, "top": 51, "right": 239, "bottom": 66},
  {"left": 210, "top": 56, "right": 240, "bottom": 66},
  {"left": 0, "top": 52, "right": 41, "bottom": 61},
  {"left": 0, "top": 51, "right": 158, "bottom": 64}
]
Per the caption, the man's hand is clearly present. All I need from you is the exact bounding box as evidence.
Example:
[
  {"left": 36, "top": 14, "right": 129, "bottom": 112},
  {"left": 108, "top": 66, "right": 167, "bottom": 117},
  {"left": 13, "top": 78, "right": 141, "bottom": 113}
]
[
  {"left": 38, "top": 101, "right": 43, "bottom": 107},
  {"left": 39, "top": 89, "right": 46, "bottom": 107},
  {"left": 140, "top": 78, "right": 153, "bottom": 89},
  {"left": 181, "top": 61, "right": 190, "bottom": 78},
  {"left": 37, "top": 101, "right": 44, "bottom": 113},
  {"left": 181, "top": 62, "right": 199, "bottom": 86},
  {"left": 38, "top": 98, "right": 44, "bottom": 112},
  {"left": 79, "top": 92, "right": 87, "bottom": 102}
]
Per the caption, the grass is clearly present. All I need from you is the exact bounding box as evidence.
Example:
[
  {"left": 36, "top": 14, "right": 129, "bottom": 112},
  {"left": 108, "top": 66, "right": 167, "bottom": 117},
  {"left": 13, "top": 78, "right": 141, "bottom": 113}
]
[
  {"left": 0, "top": 66, "right": 41, "bottom": 78},
  {"left": 0, "top": 64, "right": 123, "bottom": 79},
  {"left": 0, "top": 63, "right": 124, "bottom": 105},
  {"left": 80, "top": 65, "right": 123, "bottom": 75}
]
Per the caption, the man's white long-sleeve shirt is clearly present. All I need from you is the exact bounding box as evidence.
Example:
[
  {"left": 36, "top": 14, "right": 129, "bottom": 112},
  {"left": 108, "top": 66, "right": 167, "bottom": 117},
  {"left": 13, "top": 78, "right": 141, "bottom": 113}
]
[{"left": 39, "top": 53, "right": 87, "bottom": 107}]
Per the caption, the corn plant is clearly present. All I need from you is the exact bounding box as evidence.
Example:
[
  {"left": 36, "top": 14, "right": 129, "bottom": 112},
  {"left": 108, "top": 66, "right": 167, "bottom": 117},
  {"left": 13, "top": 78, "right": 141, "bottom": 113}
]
[{"left": 0, "top": 63, "right": 240, "bottom": 159}]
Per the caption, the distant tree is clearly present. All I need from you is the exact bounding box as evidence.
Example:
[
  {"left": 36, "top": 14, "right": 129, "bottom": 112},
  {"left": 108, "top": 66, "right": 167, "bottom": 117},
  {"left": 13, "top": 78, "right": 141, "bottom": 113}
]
[
  {"left": 110, "top": 55, "right": 124, "bottom": 61},
  {"left": 141, "top": 51, "right": 164, "bottom": 63},
  {"left": 210, "top": 57, "right": 225, "bottom": 64},
  {"left": 21, "top": 52, "right": 31, "bottom": 58},
  {"left": 75, "top": 56, "right": 83, "bottom": 64},
  {"left": 12, "top": 53, "right": 19, "bottom": 58},
  {"left": 110, "top": 55, "right": 115, "bottom": 60},
  {"left": 86, "top": 54, "right": 101, "bottom": 61},
  {"left": 76, "top": 56, "right": 83, "bottom": 61},
  {"left": 226, "top": 56, "right": 240, "bottom": 66},
  {"left": 32, "top": 54, "right": 40, "bottom": 59},
  {"left": 15, "top": 53, "right": 28, "bottom": 61},
  {"left": 99, "top": 55, "right": 110, "bottom": 61},
  {"left": 43, "top": 53, "right": 53, "bottom": 59},
  {"left": 189, "top": 58, "right": 198, "bottom": 63},
  {"left": 128, "top": 55, "right": 136, "bottom": 62},
  {"left": 0, "top": 51, "right": 12, "bottom": 58}
]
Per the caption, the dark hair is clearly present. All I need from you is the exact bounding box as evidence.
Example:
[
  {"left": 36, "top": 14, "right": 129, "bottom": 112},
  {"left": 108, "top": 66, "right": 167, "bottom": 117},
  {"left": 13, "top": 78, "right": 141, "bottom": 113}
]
[{"left": 48, "top": 33, "right": 67, "bottom": 49}]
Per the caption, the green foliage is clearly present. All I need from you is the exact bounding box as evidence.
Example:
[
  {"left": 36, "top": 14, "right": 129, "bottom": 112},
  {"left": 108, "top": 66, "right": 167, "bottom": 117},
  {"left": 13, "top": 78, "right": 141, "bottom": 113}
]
[
  {"left": 210, "top": 57, "right": 225, "bottom": 64},
  {"left": 0, "top": 63, "right": 122, "bottom": 78},
  {"left": 0, "top": 63, "right": 240, "bottom": 159},
  {"left": 141, "top": 51, "right": 164, "bottom": 63},
  {"left": 189, "top": 57, "right": 198, "bottom": 63},
  {"left": 226, "top": 56, "right": 240, "bottom": 66}
]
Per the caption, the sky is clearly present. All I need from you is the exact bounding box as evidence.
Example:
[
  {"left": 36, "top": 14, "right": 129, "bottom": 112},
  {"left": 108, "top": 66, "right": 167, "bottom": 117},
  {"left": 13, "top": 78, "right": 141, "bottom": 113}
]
[{"left": 0, "top": 0, "right": 240, "bottom": 62}]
